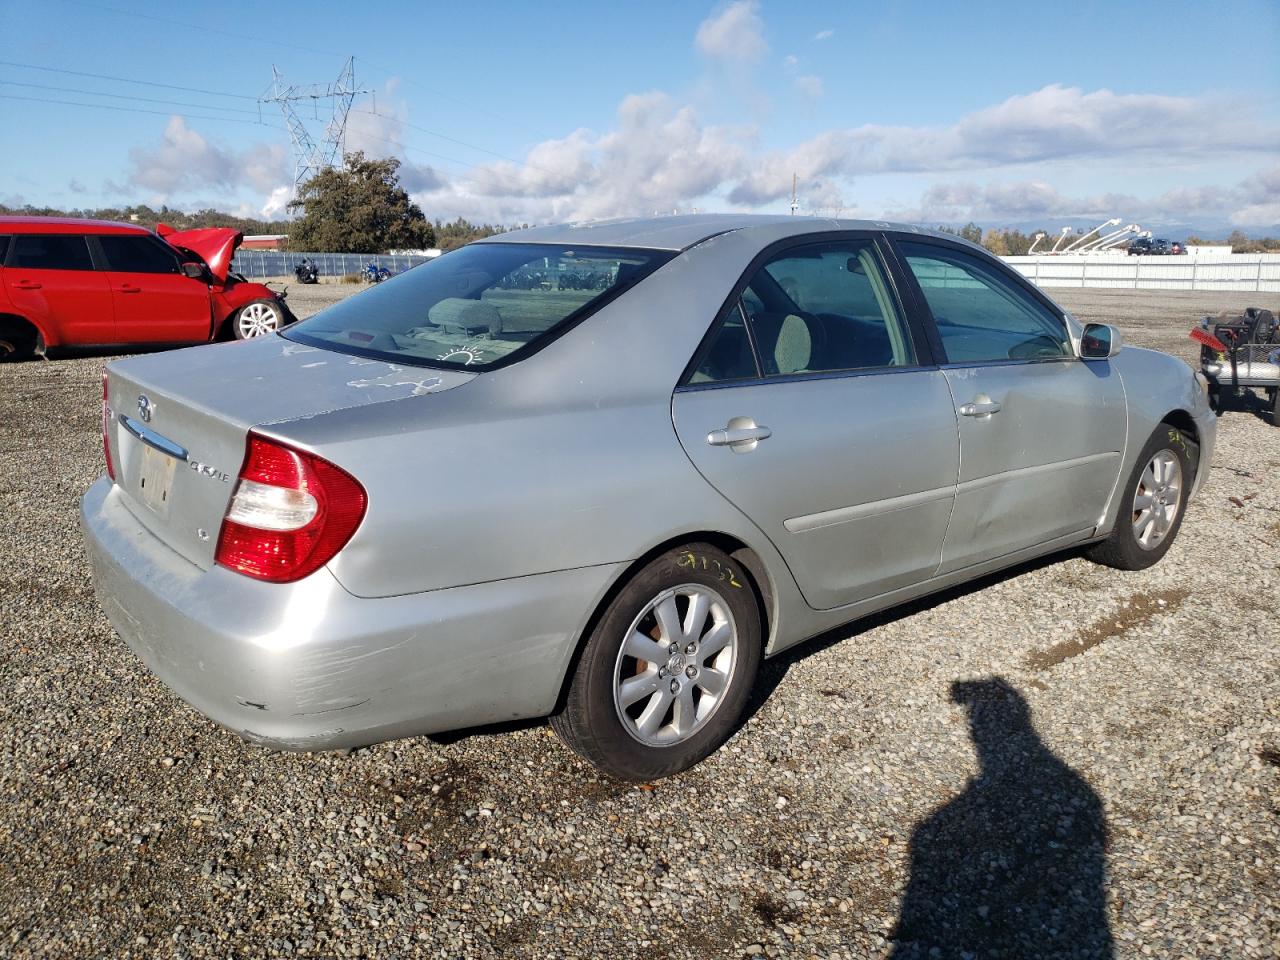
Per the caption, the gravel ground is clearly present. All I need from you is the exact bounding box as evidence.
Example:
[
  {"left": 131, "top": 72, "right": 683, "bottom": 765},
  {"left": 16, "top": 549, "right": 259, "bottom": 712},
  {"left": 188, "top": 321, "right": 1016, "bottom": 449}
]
[{"left": 1, "top": 284, "right": 1277, "bottom": 959}]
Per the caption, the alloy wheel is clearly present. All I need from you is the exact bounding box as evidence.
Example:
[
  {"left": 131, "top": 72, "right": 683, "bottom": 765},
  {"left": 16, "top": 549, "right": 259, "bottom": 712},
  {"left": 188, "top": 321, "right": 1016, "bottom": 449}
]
[
  {"left": 612, "top": 584, "right": 739, "bottom": 747},
  {"left": 236, "top": 302, "right": 281, "bottom": 338},
  {"left": 1132, "top": 449, "right": 1183, "bottom": 550}
]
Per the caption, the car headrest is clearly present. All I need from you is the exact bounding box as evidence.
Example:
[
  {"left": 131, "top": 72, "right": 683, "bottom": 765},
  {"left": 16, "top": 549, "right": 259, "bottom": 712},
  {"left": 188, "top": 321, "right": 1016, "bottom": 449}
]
[
  {"left": 773, "top": 314, "right": 811, "bottom": 374},
  {"left": 427, "top": 298, "right": 503, "bottom": 336}
]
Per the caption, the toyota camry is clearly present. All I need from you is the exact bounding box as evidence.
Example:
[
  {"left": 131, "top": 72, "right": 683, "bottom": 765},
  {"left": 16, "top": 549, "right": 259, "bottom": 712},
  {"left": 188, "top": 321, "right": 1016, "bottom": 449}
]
[{"left": 81, "top": 215, "right": 1216, "bottom": 781}]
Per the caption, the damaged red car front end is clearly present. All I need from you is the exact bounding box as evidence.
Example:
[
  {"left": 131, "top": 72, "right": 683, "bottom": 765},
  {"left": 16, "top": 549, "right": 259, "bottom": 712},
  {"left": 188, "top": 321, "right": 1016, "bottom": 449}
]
[{"left": 158, "top": 224, "right": 294, "bottom": 337}]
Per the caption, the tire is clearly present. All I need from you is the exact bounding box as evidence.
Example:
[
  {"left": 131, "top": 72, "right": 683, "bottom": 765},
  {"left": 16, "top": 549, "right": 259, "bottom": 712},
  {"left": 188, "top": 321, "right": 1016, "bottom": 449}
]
[
  {"left": 232, "top": 299, "right": 284, "bottom": 340},
  {"left": 1086, "top": 426, "right": 1193, "bottom": 570},
  {"left": 0, "top": 321, "right": 38, "bottom": 362},
  {"left": 551, "top": 543, "right": 762, "bottom": 781}
]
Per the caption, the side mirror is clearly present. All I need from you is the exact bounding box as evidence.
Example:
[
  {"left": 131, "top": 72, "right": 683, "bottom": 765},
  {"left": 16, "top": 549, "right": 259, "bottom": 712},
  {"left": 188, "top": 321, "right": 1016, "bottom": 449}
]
[
  {"left": 1080, "top": 322, "right": 1122, "bottom": 360},
  {"left": 181, "top": 262, "right": 207, "bottom": 281}
]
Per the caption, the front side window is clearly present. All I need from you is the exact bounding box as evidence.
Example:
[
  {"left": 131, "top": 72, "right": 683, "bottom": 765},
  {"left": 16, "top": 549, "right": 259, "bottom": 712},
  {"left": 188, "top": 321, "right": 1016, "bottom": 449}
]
[
  {"left": 0, "top": 236, "right": 10, "bottom": 263},
  {"left": 8, "top": 234, "right": 94, "bottom": 271},
  {"left": 897, "top": 241, "right": 1071, "bottom": 363},
  {"left": 97, "top": 235, "right": 180, "bottom": 274},
  {"left": 286, "top": 243, "right": 671, "bottom": 370},
  {"left": 694, "top": 240, "right": 915, "bottom": 382}
]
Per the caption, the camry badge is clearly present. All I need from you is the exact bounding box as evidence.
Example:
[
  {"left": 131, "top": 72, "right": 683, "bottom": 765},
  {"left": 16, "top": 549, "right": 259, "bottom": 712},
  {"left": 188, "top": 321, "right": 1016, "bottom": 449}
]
[{"left": 137, "top": 395, "right": 153, "bottom": 423}]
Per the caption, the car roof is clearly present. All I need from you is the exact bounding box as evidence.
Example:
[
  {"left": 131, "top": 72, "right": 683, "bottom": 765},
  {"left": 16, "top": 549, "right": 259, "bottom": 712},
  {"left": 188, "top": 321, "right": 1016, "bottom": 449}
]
[
  {"left": 481, "top": 213, "right": 971, "bottom": 252},
  {"left": 0, "top": 216, "right": 152, "bottom": 236}
]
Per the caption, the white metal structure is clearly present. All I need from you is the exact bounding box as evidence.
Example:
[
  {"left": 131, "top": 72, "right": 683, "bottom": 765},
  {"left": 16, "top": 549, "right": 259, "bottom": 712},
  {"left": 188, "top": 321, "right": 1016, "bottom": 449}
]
[{"left": 261, "top": 58, "right": 372, "bottom": 192}]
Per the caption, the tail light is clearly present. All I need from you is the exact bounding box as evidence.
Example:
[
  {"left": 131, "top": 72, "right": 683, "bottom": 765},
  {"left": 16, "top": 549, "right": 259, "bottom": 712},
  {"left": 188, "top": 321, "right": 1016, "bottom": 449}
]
[
  {"left": 215, "top": 434, "right": 367, "bottom": 583},
  {"left": 102, "top": 371, "right": 115, "bottom": 482}
]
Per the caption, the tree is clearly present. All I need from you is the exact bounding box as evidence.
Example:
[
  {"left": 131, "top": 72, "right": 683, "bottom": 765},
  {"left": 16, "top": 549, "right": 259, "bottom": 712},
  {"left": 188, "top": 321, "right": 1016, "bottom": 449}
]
[
  {"left": 434, "top": 217, "right": 506, "bottom": 252},
  {"left": 982, "top": 229, "right": 1010, "bottom": 256},
  {"left": 287, "top": 151, "right": 435, "bottom": 253},
  {"left": 958, "top": 222, "right": 983, "bottom": 244}
]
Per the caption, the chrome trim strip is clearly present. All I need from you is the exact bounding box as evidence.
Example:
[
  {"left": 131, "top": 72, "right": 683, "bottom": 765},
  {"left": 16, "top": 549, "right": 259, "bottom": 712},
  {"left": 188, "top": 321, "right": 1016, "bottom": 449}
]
[
  {"left": 956, "top": 451, "right": 1118, "bottom": 495},
  {"left": 784, "top": 484, "right": 954, "bottom": 533},
  {"left": 118, "top": 414, "right": 188, "bottom": 461},
  {"left": 783, "top": 451, "right": 1120, "bottom": 534}
]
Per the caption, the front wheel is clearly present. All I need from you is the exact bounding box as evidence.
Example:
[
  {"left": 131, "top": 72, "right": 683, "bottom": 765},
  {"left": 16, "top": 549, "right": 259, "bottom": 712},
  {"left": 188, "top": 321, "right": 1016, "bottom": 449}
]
[
  {"left": 1086, "top": 426, "right": 1193, "bottom": 570},
  {"left": 232, "top": 299, "right": 284, "bottom": 340},
  {"left": 551, "top": 544, "right": 762, "bottom": 781}
]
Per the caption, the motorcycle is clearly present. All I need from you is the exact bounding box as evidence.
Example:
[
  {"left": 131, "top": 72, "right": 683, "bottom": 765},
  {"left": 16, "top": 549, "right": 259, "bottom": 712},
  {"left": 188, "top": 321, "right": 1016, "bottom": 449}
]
[
  {"left": 293, "top": 258, "right": 319, "bottom": 284},
  {"left": 363, "top": 260, "right": 391, "bottom": 283}
]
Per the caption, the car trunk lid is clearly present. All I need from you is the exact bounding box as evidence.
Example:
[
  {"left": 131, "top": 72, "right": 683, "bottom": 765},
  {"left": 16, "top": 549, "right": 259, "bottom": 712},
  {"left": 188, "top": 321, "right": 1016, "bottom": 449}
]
[{"left": 104, "top": 336, "right": 475, "bottom": 569}]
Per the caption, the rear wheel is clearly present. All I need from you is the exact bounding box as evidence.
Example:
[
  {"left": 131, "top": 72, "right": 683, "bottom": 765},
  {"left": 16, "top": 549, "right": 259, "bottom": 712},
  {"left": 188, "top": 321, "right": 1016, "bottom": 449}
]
[
  {"left": 0, "top": 319, "right": 38, "bottom": 362},
  {"left": 232, "top": 299, "right": 283, "bottom": 340},
  {"left": 551, "top": 543, "right": 762, "bottom": 781},
  {"left": 1086, "top": 426, "right": 1192, "bottom": 570}
]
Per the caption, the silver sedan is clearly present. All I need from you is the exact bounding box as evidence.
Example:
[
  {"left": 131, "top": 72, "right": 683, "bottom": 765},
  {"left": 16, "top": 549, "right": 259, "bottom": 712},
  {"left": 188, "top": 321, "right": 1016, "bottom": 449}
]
[{"left": 81, "top": 215, "right": 1216, "bottom": 780}]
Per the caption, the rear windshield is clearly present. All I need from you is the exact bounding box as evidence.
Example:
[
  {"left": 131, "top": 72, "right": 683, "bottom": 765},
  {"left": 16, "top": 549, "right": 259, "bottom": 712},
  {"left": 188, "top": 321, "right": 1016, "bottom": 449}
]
[{"left": 284, "top": 242, "right": 672, "bottom": 370}]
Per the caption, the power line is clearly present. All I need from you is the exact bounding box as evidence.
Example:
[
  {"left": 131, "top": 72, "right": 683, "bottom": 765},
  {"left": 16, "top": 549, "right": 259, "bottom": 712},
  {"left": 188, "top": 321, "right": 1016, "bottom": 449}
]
[
  {"left": 0, "top": 79, "right": 263, "bottom": 115},
  {"left": 55, "top": 0, "right": 545, "bottom": 134},
  {"left": 0, "top": 93, "right": 282, "bottom": 128},
  {"left": 0, "top": 58, "right": 257, "bottom": 100}
]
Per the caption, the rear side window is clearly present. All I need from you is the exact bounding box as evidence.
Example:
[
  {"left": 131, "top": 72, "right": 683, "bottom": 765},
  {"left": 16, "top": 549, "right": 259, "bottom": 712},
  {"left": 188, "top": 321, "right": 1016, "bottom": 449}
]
[
  {"left": 8, "top": 234, "right": 94, "bottom": 271},
  {"left": 286, "top": 242, "right": 672, "bottom": 370},
  {"left": 97, "top": 235, "right": 179, "bottom": 274},
  {"left": 691, "top": 240, "right": 914, "bottom": 382},
  {"left": 898, "top": 241, "right": 1071, "bottom": 363}
]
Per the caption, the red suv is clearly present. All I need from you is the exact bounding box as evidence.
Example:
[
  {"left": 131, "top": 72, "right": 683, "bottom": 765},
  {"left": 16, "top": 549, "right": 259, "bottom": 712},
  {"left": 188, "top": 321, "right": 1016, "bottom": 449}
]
[{"left": 0, "top": 217, "right": 293, "bottom": 360}]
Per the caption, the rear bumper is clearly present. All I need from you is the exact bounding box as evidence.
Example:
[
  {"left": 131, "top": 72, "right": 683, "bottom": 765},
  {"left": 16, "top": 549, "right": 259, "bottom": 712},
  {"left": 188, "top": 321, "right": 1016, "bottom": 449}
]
[{"left": 80, "top": 477, "right": 620, "bottom": 751}]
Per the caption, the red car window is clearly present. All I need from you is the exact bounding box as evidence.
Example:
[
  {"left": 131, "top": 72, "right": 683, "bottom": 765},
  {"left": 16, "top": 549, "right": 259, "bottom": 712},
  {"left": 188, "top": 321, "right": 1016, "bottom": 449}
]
[
  {"left": 9, "top": 234, "right": 94, "bottom": 271},
  {"left": 97, "top": 235, "right": 181, "bottom": 274}
]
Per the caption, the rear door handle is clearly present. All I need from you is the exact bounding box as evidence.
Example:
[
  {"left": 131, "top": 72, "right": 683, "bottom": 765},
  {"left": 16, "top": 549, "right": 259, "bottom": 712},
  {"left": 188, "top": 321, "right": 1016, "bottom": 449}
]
[
  {"left": 13, "top": 280, "right": 42, "bottom": 290},
  {"left": 707, "top": 417, "right": 772, "bottom": 453},
  {"left": 959, "top": 399, "right": 1002, "bottom": 417},
  {"left": 118, "top": 284, "right": 142, "bottom": 293}
]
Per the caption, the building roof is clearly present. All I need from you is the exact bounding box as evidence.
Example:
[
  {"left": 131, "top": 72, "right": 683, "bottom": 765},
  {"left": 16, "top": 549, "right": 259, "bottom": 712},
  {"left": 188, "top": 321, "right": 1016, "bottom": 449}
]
[{"left": 481, "top": 213, "right": 952, "bottom": 251}]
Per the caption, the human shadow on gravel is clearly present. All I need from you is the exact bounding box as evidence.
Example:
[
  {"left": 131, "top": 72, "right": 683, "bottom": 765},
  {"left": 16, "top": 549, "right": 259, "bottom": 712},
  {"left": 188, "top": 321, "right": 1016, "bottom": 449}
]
[{"left": 888, "top": 677, "right": 1113, "bottom": 960}]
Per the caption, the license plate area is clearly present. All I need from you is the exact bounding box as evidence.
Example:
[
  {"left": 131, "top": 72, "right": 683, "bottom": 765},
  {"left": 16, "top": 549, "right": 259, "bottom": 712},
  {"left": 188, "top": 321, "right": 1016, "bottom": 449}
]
[{"left": 138, "top": 443, "right": 178, "bottom": 517}]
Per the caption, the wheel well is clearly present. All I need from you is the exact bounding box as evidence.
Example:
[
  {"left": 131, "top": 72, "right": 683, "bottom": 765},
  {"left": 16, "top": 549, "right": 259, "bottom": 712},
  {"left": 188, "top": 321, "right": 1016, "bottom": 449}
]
[
  {"left": 0, "top": 313, "right": 44, "bottom": 356},
  {"left": 1160, "top": 409, "right": 1201, "bottom": 475},
  {"left": 550, "top": 532, "right": 775, "bottom": 716}
]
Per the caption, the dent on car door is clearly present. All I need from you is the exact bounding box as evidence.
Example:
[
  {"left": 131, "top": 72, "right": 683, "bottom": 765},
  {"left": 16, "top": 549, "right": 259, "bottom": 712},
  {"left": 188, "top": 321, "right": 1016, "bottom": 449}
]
[
  {"left": 672, "top": 237, "right": 960, "bottom": 611},
  {"left": 2, "top": 234, "right": 113, "bottom": 344},
  {"left": 894, "top": 239, "right": 1127, "bottom": 572},
  {"left": 93, "top": 234, "right": 212, "bottom": 342}
]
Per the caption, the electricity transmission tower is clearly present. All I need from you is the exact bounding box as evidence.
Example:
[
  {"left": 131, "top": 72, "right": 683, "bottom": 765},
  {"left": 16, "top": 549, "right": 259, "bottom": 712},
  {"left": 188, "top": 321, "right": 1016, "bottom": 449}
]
[{"left": 260, "top": 57, "right": 372, "bottom": 193}]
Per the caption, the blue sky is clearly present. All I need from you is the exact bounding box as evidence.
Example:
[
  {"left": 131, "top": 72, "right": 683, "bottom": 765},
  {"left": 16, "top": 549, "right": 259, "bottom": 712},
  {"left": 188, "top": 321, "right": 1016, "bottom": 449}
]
[{"left": 2, "top": 0, "right": 1278, "bottom": 232}]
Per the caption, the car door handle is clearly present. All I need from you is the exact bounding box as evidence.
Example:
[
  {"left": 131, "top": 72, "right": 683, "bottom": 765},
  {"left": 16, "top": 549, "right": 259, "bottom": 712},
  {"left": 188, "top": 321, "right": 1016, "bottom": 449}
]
[
  {"left": 118, "top": 284, "right": 142, "bottom": 293},
  {"left": 707, "top": 418, "right": 772, "bottom": 452},
  {"left": 959, "top": 399, "right": 1002, "bottom": 417},
  {"left": 13, "top": 280, "right": 41, "bottom": 290}
]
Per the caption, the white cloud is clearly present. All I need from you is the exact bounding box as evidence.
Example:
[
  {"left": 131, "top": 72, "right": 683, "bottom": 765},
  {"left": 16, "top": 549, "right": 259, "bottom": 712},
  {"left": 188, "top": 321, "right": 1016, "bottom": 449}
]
[
  {"left": 420, "top": 92, "right": 749, "bottom": 222},
  {"left": 782, "top": 54, "right": 798, "bottom": 68},
  {"left": 726, "top": 84, "right": 1277, "bottom": 206},
  {"left": 813, "top": 29, "right": 834, "bottom": 40},
  {"left": 696, "top": 1, "right": 768, "bottom": 62},
  {"left": 794, "top": 74, "right": 823, "bottom": 99},
  {"left": 883, "top": 166, "right": 1280, "bottom": 230},
  {"left": 259, "top": 185, "right": 292, "bottom": 219},
  {"left": 125, "top": 116, "right": 289, "bottom": 200}
]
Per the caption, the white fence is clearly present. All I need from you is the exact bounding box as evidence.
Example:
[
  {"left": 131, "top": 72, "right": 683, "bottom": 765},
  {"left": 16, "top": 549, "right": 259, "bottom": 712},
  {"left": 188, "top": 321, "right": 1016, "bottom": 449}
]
[{"left": 1004, "top": 254, "right": 1280, "bottom": 293}]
